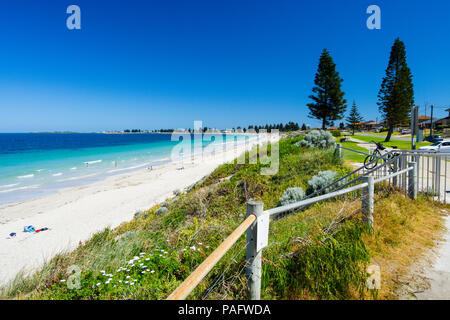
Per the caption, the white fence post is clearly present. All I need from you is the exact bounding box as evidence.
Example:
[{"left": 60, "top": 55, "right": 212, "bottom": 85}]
[
  {"left": 362, "top": 176, "right": 374, "bottom": 230},
  {"left": 401, "top": 155, "right": 407, "bottom": 191},
  {"left": 336, "top": 143, "right": 342, "bottom": 159},
  {"left": 408, "top": 162, "right": 417, "bottom": 200},
  {"left": 435, "top": 155, "right": 441, "bottom": 197},
  {"left": 245, "top": 201, "right": 265, "bottom": 300},
  {"left": 393, "top": 157, "right": 398, "bottom": 187}
]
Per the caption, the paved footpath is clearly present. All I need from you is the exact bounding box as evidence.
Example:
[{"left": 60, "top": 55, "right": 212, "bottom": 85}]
[{"left": 414, "top": 212, "right": 450, "bottom": 300}]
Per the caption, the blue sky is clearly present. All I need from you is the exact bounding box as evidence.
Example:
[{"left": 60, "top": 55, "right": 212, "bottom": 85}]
[{"left": 0, "top": 0, "right": 449, "bottom": 132}]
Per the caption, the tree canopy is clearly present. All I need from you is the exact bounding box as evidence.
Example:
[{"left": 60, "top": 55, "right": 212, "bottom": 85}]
[
  {"left": 378, "top": 38, "right": 414, "bottom": 142},
  {"left": 307, "top": 49, "right": 347, "bottom": 130},
  {"left": 346, "top": 101, "right": 364, "bottom": 135}
]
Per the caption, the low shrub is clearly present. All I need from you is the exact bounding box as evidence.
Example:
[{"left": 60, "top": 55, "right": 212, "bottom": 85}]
[
  {"left": 279, "top": 187, "right": 306, "bottom": 206},
  {"left": 134, "top": 211, "right": 144, "bottom": 219},
  {"left": 155, "top": 207, "right": 169, "bottom": 215},
  {"left": 160, "top": 201, "right": 170, "bottom": 208},
  {"left": 307, "top": 170, "right": 338, "bottom": 195},
  {"left": 296, "top": 130, "right": 336, "bottom": 149},
  {"left": 330, "top": 130, "right": 341, "bottom": 137}
]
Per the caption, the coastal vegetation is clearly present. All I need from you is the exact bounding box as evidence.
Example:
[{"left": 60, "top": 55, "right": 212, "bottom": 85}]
[{"left": 1, "top": 135, "right": 446, "bottom": 300}]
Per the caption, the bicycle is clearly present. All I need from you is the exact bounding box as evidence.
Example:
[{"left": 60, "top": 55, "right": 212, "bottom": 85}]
[{"left": 363, "top": 141, "right": 400, "bottom": 170}]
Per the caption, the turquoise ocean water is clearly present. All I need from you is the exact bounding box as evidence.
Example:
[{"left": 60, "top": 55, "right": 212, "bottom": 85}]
[{"left": 0, "top": 133, "right": 249, "bottom": 205}]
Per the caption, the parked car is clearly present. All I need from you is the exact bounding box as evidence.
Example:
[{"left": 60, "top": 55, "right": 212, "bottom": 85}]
[
  {"left": 424, "top": 135, "right": 443, "bottom": 143},
  {"left": 400, "top": 129, "right": 411, "bottom": 134},
  {"left": 418, "top": 140, "right": 450, "bottom": 153}
]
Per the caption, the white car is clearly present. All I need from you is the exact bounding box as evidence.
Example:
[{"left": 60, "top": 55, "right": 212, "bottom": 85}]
[{"left": 418, "top": 140, "right": 450, "bottom": 153}]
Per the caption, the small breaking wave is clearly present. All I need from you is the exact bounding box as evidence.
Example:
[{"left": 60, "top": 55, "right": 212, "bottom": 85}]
[
  {"left": 52, "top": 173, "right": 63, "bottom": 177},
  {"left": 107, "top": 164, "right": 146, "bottom": 173},
  {"left": 84, "top": 160, "right": 102, "bottom": 165},
  {"left": 18, "top": 174, "right": 34, "bottom": 179},
  {"left": 0, "top": 183, "right": 19, "bottom": 189},
  {"left": 57, "top": 174, "right": 97, "bottom": 182},
  {"left": 0, "top": 185, "right": 40, "bottom": 193}
]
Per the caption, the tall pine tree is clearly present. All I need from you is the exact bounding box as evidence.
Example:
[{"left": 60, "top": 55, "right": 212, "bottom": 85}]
[
  {"left": 378, "top": 38, "right": 414, "bottom": 142},
  {"left": 307, "top": 49, "right": 347, "bottom": 130},
  {"left": 346, "top": 101, "right": 364, "bottom": 135}
]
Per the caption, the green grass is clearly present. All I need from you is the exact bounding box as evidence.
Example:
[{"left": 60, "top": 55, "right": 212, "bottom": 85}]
[
  {"left": 337, "top": 135, "right": 432, "bottom": 164},
  {"left": 336, "top": 140, "right": 367, "bottom": 163},
  {"left": 351, "top": 135, "right": 431, "bottom": 150}
]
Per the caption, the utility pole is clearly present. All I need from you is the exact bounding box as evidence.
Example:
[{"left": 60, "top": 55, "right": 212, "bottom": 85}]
[
  {"left": 411, "top": 106, "right": 415, "bottom": 150},
  {"left": 411, "top": 106, "right": 418, "bottom": 150},
  {"left": 430, "top": 105, "right": 434, "bottom": 137}
]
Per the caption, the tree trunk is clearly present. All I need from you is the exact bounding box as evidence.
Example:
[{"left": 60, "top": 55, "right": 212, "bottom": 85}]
[
  {"left": 385, "top": 126, "right": 393, "bottom": 142},
  {"left": 322, "top": 119, "right": 326, "bottom": 130}
]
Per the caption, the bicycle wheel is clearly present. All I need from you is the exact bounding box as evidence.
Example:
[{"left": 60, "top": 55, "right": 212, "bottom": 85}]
[{"left": 364, "top": 150, "right": 380, "bottom": 170}]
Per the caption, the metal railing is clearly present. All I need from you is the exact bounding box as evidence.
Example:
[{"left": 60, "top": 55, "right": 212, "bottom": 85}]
[
  {"left": 167, "top": 147, "right": 420, "bottom": 300},
  {"left": 336, "top": 144, "right": 448, "bottom": 204},
  {"left": 393, "top": 150, "right": 449, "bottom": 204}
]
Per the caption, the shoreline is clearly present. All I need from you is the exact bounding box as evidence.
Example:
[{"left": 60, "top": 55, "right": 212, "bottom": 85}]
[{"left": 0, "top": 136, "right": 272, "bottom": 286}]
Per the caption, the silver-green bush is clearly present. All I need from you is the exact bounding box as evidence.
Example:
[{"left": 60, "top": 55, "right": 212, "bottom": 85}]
[
  {"left": 133, "top": 210, "right": 144, "bottom": 219},
  {"left": 296, "top": 130, "right": 336, "bottom": 149},
  {"left": 160, "top": 201, "right": 170, "bottom": 208},
  {"left": 307, "top": 170, "right": 338, "bottom": 194},
  {"left": 155, "top": 207, "right": 169, "bottom": 215},
  {"left": 279, "top": 187, "right": 306, "bottom": 206}
]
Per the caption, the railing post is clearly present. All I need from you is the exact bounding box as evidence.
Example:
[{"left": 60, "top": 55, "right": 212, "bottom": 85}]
[
  {"left": 392, "top": 157, "right": 398, "bottom": 187},
  {"left": 361, "top": 176, "right": 374, "bottom": 230},
  {"left": 246, "top": 201, "right": 265, "bottom": 300},
  {"left": 401, "top": 155, "right": 407, "bottom": 191},
  {"left": 336, "top": 143, "right": 342, "bottom": 160},
  {"left": 408, "top": 162, "right": 417, "bottom": 200},
  {"left": 435, "top": 155, "right": 441, "bottom": 198}
]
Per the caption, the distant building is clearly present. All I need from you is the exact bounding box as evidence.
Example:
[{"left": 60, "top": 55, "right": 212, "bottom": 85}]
[
  {"left": 435, "top": 108, "right": 450, "bottom": 127},
  {"left": 418, "top": 115, "right": 437, "bottom": 129},
  {"left": 357, "top": 121, "right": 382, "bottom": 131}
]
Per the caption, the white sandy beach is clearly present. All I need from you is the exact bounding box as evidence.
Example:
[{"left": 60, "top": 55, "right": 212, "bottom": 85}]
[{"left": 0, "top": 137, "right": 274, "bottom": 286}]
